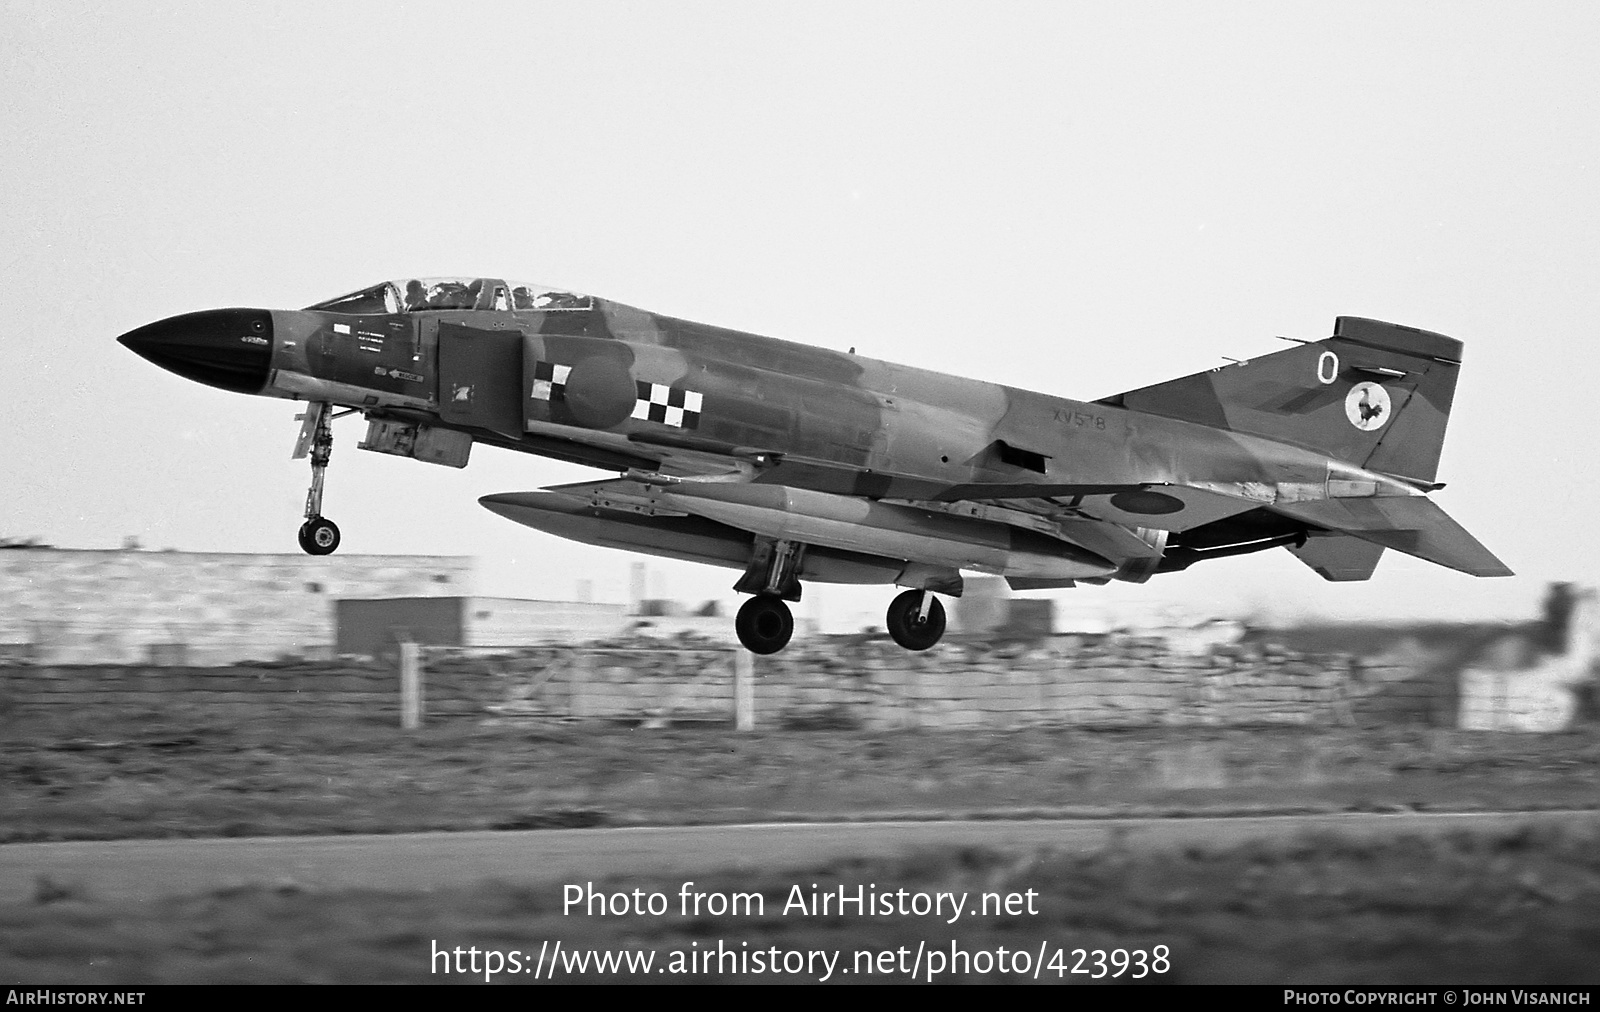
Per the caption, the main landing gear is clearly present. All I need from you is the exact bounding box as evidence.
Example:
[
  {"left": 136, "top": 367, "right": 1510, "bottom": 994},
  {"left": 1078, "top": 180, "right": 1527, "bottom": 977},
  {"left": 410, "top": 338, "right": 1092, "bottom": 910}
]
[
  {"left": 736, "top": 595, "right": 794, "bottom": 655},
  {"left": 733, "top": 586, "right": 949, "bottom": 655},
  {"left": 293, "top": 402, "right": 341, "bottom": 556},
  {"left": 731, "top": 537, "right": 951, "bottom": 654},
  {"left": 886, "top": 589, "right": 946, "bottom": 651},
  {"left": 733, "top": 538, "right": 802, "bottom": 654}
]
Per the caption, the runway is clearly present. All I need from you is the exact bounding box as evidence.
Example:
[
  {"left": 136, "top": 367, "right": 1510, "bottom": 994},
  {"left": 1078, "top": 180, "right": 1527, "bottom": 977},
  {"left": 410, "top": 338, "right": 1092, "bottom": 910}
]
[{"left": 4, "top": 809, "right": 1596, "bottom": 904}]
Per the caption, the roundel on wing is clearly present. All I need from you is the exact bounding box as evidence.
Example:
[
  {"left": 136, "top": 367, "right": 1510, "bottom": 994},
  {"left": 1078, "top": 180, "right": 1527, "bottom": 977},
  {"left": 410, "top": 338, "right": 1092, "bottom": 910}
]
[
  {"left": 1109, "top": 490, "right": 1185, "bottom": 515},
  {"left": 1345, "top": 382, "right": 1391, "bottom": 432}
]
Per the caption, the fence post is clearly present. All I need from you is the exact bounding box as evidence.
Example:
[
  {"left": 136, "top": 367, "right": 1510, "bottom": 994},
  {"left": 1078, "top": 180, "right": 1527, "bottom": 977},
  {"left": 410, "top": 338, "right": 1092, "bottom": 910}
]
[
  {"left": 400, "top": 640, "right": 422, "bottom": 730},
  {"left": 734, "top": 649, "right": 754, "bottom": 731},
  {"left": 568, "top": 651, "right": 591, "bottom": 718}
]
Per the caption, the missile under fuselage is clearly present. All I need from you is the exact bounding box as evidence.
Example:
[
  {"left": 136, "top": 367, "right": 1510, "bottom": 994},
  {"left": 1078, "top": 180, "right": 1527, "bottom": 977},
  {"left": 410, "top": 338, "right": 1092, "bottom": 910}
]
[{"left": 479, "top": 480, "right": 1118, "bottom": 590}]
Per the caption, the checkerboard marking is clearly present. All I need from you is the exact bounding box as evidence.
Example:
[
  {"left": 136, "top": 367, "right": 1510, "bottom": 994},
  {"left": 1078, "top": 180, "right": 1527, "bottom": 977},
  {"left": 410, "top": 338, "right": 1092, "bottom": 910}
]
[
  {"left": 530, "top": 360, "right": 570, "bottom": 402},
  {"left": 632, "top": 381, "right": 703, "bottom": 429}
]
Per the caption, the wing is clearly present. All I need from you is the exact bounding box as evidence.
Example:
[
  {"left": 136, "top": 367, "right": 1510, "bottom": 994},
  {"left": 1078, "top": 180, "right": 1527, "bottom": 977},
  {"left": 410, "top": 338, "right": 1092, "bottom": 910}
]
[{"left": 929, "top": 482, "right": 1262, "bottom": 531}]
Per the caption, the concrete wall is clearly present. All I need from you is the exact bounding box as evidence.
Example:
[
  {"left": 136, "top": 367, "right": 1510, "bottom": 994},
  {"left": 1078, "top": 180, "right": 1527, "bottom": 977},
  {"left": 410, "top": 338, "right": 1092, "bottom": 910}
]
[
  {"left": 1, "top": 634, "right": 1451, "bottom": 731},
  {"left": 0, "top": 549, "right": 473, "bottom": 665},
  {"left": 489, "top": 636, "right": 1430, "bottom": 729}
]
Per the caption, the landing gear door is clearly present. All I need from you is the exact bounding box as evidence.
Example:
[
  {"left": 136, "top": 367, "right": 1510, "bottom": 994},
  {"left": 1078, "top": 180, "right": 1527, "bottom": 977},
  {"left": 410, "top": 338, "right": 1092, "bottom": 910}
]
[{"left": 437, "top": 321, "right": 525, "bottom": 439}]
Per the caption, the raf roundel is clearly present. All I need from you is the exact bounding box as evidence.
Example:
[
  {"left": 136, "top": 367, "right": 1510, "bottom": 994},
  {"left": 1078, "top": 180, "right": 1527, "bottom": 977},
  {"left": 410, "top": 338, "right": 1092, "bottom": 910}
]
[{"left": 1345, "top": 381, "right": 1391, "bottom": 431}]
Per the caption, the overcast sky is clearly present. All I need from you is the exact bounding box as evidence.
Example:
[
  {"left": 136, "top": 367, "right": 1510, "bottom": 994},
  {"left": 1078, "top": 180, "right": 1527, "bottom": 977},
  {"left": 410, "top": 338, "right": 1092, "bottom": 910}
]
[{"left": 2, "top": 1, "right": 1595, "bottom": 630}]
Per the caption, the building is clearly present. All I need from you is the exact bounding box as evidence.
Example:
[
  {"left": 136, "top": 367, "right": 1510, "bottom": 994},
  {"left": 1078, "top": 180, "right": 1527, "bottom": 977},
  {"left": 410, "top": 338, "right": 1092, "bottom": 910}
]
[
  {"left": 0, "top": 548, "right": 472, "bottom": 664},
  {"left": 335, "top": 596, "right": 630, "bottom": 656}
]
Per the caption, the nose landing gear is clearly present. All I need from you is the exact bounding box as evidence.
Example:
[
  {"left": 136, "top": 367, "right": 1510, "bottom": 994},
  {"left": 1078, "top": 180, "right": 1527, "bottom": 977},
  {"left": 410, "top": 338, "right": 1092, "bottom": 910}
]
[
  {"left": 297, "top": 517, "right": 340, "bottom": 555},
  {"left": 293, "top": 402, "right": 341, "bottom": 556}
]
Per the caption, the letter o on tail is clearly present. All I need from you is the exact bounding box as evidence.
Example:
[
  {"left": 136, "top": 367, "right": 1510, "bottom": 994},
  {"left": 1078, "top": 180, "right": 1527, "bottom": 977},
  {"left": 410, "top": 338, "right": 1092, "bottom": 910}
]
[{"left": 1317, "top": 350, "right": 1339, "bottom": 385}]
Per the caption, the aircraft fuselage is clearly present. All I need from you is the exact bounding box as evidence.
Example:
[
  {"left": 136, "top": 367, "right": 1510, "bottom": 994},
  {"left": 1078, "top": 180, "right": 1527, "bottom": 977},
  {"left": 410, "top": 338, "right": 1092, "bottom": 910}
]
[
  {"left": 117, "top": 277, "right": 1508, "bottom": 653},
  {"left": 215, "top": 299, "right": 1369, "bottom": 495}
]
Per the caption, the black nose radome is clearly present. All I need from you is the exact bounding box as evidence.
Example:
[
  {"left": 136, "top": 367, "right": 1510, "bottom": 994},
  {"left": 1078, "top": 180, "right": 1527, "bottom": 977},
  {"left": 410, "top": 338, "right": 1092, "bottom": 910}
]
[{"left": 117, "top": 308, "right": 273, "bottom": 395}]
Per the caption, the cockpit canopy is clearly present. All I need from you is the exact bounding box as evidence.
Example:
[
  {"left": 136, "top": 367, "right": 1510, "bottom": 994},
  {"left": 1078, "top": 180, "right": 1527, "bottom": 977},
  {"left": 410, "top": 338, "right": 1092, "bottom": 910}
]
[{"left": 305, "top": 278, "right": 594, "bottom": 314}]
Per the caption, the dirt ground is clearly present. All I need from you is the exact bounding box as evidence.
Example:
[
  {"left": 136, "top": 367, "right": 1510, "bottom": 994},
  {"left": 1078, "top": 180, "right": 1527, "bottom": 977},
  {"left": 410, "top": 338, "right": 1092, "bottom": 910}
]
[{"left": 2, "top": 704, "right": 1597, "bottom": 984}]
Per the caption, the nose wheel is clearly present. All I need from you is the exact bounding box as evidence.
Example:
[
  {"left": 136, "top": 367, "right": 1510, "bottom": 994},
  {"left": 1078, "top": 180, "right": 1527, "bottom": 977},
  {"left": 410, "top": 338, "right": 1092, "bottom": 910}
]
[
  {"left": 298, "top": 517, "right": 341, "bottom": 556},
  {"left": 293, "top": 402, "right": 342, "bottom": 555},
  {"left": 886, "top": 589, "right": 946, "bottom": 651},
  {"left": 736, "top": 595, "right": 794, "bottom": 655}
]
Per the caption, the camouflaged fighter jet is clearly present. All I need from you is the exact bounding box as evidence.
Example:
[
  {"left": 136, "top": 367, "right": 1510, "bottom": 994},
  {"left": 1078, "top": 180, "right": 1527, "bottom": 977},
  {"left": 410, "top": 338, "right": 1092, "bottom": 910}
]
[{"left": 117, "top": 276, "right": 1511, "bottom": 654}]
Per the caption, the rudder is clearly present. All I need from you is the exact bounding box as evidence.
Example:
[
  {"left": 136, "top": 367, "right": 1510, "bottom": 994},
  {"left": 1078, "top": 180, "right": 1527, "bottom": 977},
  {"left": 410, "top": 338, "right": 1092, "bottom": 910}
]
[{"left": 1334, "top": 317, "right": 1459, "bottom": 484}]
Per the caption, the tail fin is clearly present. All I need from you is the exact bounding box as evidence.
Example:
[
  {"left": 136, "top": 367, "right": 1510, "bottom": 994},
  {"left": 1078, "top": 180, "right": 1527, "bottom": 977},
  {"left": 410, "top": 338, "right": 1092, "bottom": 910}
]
[{"left": 1099, "top": 317, "right": 1462, "bottom": 484}]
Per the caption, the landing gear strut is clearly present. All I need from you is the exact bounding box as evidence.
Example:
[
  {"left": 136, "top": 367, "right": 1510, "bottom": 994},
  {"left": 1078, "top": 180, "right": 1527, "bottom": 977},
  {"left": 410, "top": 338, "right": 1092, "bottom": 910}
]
[
  {"left": 886, "top": 589, "right": 946, "bottom": 651},
  {"left": 294, "top": 402, "right": 340, "bottom": 556}
]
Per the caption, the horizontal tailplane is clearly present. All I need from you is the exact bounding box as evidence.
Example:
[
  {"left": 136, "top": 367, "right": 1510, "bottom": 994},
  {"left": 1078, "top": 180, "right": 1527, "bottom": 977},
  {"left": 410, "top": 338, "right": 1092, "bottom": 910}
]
[{"left": 1271, "top": 497, "right": 1511, "bottom": 577}]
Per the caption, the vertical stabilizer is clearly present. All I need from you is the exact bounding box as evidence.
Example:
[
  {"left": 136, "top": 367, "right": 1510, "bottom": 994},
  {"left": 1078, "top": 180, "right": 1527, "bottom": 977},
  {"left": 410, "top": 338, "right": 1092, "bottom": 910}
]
[{"left": 1101, "top": 317, "right": 1463, "bottom": 483}]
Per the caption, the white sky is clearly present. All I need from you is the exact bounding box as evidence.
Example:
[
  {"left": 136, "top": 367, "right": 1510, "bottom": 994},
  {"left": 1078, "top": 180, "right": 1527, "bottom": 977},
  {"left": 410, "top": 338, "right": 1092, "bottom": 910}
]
[{"left": 3, "top": 1, "right": 1596, "bottom": 630}]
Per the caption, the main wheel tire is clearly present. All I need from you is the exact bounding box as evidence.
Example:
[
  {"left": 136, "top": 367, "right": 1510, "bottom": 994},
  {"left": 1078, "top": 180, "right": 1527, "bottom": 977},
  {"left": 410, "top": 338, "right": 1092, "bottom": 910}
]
[
  {"left": 886, "top": 590, "right": 946, "bottom": 651},
  {"left": 298, "top": 517, "right": 341, "bottom": 556},
  {"left": 735, "top": 595, "right": 794, "bottom": 655}
]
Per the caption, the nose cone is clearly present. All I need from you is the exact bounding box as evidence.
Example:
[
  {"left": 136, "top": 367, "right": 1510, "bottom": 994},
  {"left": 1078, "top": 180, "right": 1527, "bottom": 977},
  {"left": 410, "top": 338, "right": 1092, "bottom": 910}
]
[{"left": 117, "top": 308, "right": 273, "bottom": 394}]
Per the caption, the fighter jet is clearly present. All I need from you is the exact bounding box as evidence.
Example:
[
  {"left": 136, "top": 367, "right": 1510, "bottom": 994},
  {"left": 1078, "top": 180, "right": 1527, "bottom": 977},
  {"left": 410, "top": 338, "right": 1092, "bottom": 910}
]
[{"left": 117, "top": 276, "right": 1511, "bottom": 654}]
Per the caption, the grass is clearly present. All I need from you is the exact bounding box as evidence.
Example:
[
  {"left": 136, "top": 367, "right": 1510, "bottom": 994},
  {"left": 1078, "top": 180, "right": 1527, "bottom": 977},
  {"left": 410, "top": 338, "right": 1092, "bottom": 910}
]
[
  {"left": 2, "top": 703, "right": 1597, "bottom": 842},
  {"left": 3, "top": 703, "right": 1598, "bottom": 984}
]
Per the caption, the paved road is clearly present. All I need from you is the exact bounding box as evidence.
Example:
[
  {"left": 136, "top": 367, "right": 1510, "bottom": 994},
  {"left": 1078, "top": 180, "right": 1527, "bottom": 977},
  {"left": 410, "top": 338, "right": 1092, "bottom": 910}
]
[{"left": 3, "top": 810, "right": 1596, "bottom": 904}]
